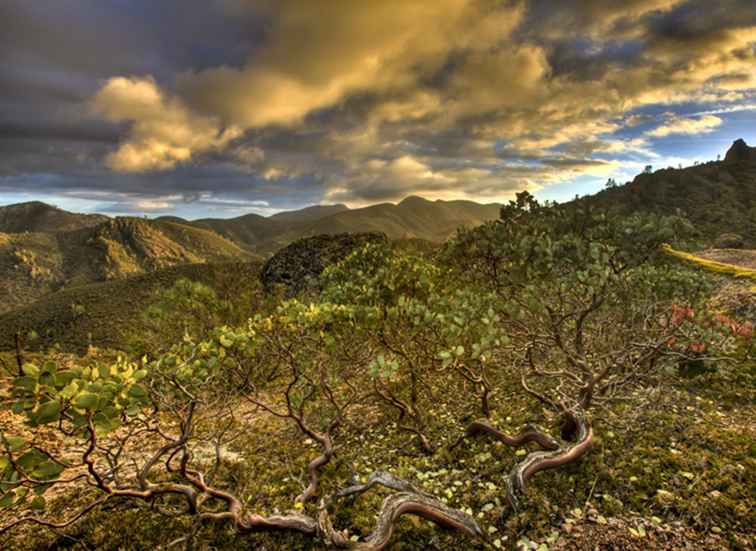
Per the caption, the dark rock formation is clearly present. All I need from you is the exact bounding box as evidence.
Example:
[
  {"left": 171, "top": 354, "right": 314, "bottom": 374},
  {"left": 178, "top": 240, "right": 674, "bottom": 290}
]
[
  {"left": 260, "top": 232, "right": 388, "bottom": 296},
  {"left": 724, "top": 139, "right": 756, "bottom": 163},
  {"left": 713, "top": 233, "right": 744, "bottom": 249}
]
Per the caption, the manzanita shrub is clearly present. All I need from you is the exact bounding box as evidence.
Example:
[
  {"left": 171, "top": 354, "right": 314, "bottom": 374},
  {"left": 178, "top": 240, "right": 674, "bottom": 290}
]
[{"left": 2, "top": 355, "right": 150, "bottom": 511}]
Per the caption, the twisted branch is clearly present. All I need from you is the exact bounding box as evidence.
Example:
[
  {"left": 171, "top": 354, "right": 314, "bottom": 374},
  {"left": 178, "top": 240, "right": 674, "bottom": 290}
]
[
  {"left": 451, "top": 418, "right": 560, "bottom": 451},
  {"left": 319, "top": 471, "right": 485, "bottom": 551},
  {"left": 504, "top": 410, "right": 593, "bottom": 512}
]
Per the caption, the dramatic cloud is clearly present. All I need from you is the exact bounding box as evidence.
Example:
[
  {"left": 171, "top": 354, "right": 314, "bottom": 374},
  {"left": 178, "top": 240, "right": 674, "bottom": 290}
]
[
  {"left": 92, "top": 77, "right": 242, "bottom": 171},
  {"left": 177, "top": 0, "right": 525, "bottom": 127},
  {"left": 1, "top": 0, "right": 755, "bottom": 214}
]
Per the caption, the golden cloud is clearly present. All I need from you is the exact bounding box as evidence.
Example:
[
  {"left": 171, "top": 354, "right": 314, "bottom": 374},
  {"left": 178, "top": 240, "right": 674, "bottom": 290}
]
[
  {"left": 177, "top": 0, "right": 525, "bottom": 129},
  {"left": 92, "top": 76, "right": 241, "bottom": 172},
  {"left": 646, "top": 114, "right": 723, "bottom": 137}
]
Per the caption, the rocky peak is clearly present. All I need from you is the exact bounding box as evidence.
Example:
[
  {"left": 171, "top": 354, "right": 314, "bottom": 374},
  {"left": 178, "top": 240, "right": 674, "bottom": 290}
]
[{"left": 724, "top": 138, "right": 756, "bottom": 163}]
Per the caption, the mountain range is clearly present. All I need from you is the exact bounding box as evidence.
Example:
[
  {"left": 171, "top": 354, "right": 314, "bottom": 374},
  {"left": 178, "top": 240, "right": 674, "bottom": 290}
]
[{"left": 0, "top": 196, "right": 501, "bottom": 315}]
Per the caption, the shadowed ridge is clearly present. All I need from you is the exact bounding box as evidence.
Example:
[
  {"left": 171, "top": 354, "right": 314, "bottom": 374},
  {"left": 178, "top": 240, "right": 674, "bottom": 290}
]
[{"left": 0, "top": 201, "right": 108, "bottom": 233}]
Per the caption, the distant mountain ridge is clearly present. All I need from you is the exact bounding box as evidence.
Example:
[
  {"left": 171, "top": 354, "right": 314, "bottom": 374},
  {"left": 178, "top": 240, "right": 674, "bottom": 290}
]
[
  {"left": 161, "top": 196, "right": 501, "bottom": 254},
  {"left": 269, "top": 204, "right": 349, "bottom": 223}
]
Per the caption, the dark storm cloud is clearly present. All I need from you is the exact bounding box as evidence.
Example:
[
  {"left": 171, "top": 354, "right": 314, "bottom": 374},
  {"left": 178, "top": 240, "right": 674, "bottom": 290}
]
[
  {"left": 0, "top": 0, "right": 754, "bottom": 213},
  {"left": 0, "top": 122, "right": 121, "bottom": 145}
]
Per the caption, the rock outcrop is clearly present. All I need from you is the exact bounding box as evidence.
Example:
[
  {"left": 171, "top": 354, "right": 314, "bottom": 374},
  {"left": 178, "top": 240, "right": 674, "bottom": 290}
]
[
  {"left": 260, "top": 232, "right": 388, "bottom": 296},
  {"left": 724, "top": 139, "right": 756, "bottom": 163}
]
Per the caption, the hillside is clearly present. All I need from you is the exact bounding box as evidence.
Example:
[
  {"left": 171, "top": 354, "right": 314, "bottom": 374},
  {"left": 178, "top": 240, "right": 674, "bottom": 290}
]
[
  {"left": 0, "top": 261, "right": 262, "bottom": 352},
  {"left": 0, "top": 201, "right": 107, "bottom": 233},
  {"left": 0, "top": 218, "right": 254, "bottom": 313},
  {"left": 584, "top": 139, "right": 756, "bottom": 245},
  {"left": 302, "top": 196, "right": 501, "bottom": 242},
  {"left": 189, "top": 213, "right": 288, "bottom": 252},
  {"left": 89, "top": 218, "right": 252, "bottom": 278}
]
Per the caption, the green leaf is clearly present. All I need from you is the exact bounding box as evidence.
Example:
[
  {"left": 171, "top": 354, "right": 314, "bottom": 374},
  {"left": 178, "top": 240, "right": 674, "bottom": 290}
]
[
  {"left": 4, "top": 436, "right": 26, "bottom": 452},
  {"left": 73, "top": 392, "right": 99, "bottom": 410},
  {"left": 0, "top": 492, "right": 14, "bottom": 508},
  {"left": 14, "top": 487, "right": 28, "bottom": 503},
  {"left": 59, "top": 381, "right": 79, "bottom": 400},
  {"left": 12, "top": 376, "right": 36, "bottom": 392},
  {"left": 219, "top": 335, "right": 233, "bottom": 348},
  {"left": 94, "top": 414, "right": 121, "bottom": 434},
  {"left": 29, "top": 496, "right": 46, "bottom": 510},
  {"left": 40, "top": 361, "right": 57, "bottom": 376},
  {"left": 34, "top": 401, "right": 61, "bottom": 425},
  {"left": 32, "top": 461, "right": 64, "bottom": 481},
  {"left": 16, "top": 450, "right": 44, "bottom": 471},
  {"left": 133, "top": 369, "right": 148, "bottom": 381},
  {"left": 127, "top": 384, "right": 147, "bottom": 400},
  {"left": 53, "top": 371, "right": 77, "bottom": 388},
  {"left": 33, "top": 483, "right": 52, "bottom": 495},
  {"left": 21, "top": 363, "right": 39, "bottom": 378}
]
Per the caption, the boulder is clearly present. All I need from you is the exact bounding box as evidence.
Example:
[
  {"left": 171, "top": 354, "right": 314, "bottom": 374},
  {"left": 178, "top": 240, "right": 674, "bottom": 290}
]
[{"left": 260, "top": 232, "right": 388, "bottom": 296}]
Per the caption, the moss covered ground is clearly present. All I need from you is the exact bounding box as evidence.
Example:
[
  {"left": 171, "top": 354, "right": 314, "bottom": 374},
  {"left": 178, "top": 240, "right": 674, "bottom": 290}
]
[{"left": 1, "top": 351, "right": 752, "bottom": 550}]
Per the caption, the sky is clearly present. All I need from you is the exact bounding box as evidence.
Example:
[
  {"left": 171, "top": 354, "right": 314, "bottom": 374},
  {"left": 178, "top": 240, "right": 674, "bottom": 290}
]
[{"left": 1, "top": 0, "right": 755, "bottom": 219}]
